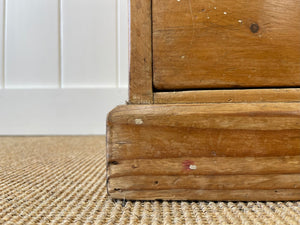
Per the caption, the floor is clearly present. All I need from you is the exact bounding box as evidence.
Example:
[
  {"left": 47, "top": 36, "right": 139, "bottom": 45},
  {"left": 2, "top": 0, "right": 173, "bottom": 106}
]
[{"left": 0, "top": 136, "right": 299, "bottom": 224}]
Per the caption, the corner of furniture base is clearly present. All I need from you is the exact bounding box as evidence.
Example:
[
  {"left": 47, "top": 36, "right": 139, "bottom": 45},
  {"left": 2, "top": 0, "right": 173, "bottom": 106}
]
[{"left": 106, "top": 103, "right": 300, "bottom": 201}]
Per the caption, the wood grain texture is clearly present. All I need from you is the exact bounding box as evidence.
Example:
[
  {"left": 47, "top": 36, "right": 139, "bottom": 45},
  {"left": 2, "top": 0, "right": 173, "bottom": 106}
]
[
  {"left": 109, "top": 174, "right": 300, "bottom": 191},
  {"left": 128, "top": 0, "right": 153, "bottom": 103},
  {"left": 154, "top": 88, "right": 300, "bottom": 104},
  {"left": 107, "top": 103, "right": 300, "bottom": 200},
  {"left": 108, "top": 156, "right": 300, "bottom": 177},
  {"left": 152, "top": 0, "right": 300, "bottom": 90},
  {"left": 107, "top": 103, "right": 300, "bottom": 130},
  {"left": 109, "top": 189, "right": 300, "bottom": 201},
  {"left": 109, "top": 126, "right": 300, "bottom": 161}
]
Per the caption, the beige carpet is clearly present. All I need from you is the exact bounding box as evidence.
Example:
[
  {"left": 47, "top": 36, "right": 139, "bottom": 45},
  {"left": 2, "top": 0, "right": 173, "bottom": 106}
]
[{"left": 0, "top": 136, "right": 299, "bottom": 225}]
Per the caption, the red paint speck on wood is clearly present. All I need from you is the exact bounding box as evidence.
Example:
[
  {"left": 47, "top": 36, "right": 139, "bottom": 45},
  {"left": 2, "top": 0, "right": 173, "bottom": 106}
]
[{"left": 182, "top": 160, "right": 194, "bottom": 170}]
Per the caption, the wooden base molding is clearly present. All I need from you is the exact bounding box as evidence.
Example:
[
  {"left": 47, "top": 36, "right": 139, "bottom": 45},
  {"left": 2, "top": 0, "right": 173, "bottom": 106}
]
[
  {"left": 154, "top": 88, "right": 300, "bottom": 104},
  {"left": 108, "top": 189, "right": 300, "bottom": 201},
  {"left": 106, "top": 102, "right": 300, "bottom": 201}
]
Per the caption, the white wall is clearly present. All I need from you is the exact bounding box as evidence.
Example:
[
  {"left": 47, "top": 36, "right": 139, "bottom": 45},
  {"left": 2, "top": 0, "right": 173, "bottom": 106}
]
[{"left": 0, "top": 0, "right": 129, "bottom": 135}]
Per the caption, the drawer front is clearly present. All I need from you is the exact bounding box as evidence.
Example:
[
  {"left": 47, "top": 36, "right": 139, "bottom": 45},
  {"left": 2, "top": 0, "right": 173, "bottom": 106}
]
[{"left": 153, "top": 0, "right": 300, "bottom": 90}]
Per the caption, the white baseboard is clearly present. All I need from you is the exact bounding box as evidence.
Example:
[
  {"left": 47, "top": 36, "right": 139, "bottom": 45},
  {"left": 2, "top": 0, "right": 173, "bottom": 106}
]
[{"left": 0, "top": 88, "right": 127, "bottom": 135}]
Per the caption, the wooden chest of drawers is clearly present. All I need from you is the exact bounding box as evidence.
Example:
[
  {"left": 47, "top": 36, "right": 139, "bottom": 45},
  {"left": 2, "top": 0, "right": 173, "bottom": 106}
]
[{"left": 106, "top": 0, "right": 300, "bottom": 201}]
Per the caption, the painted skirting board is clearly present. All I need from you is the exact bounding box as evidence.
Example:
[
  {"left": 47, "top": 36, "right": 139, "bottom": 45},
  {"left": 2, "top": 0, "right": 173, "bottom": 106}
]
[
  {"left": 0, "top": 0, "right": 129, "bottom": 134},
  {"left": 0, "top": 88, "right": 127, "bottom": 135}
]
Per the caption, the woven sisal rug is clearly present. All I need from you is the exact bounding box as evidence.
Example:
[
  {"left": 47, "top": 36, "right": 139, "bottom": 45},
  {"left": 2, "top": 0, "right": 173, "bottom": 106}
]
[{"left": 0, "top": 136, "right": 299, "bottom": 224}]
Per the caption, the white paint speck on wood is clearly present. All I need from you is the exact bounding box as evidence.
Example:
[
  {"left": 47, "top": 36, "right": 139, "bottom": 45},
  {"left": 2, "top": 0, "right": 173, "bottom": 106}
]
[
  {"left": 189, "top": 165, "right": 197, "bottom": 170},
  {"left": 135, "top": 119, "right": 144, "bottom": 125}
]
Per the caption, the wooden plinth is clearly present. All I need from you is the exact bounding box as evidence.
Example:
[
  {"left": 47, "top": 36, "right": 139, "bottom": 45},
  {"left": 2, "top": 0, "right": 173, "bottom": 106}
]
[{"left": 106, "top": 102, "right": 300, "bottom": 201}]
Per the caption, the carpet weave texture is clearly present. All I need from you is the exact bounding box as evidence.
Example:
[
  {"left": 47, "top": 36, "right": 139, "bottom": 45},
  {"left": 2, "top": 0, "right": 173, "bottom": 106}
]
[{"left": 0, "top": 136, "right": 299, "bottom": 225}]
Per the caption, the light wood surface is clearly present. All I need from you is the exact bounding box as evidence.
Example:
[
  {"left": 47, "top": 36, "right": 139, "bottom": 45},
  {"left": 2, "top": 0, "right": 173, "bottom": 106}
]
[
  {"left": 107, "top": 103, "right": 300, "bottom": 200},
  {"left": 152, "top": 0, "right": 300, "bottom": 90},
  {"left": 109, "top": 189, "right": 300, "bottom": 201},
  {"left": 107, "top": 103, "right": 300, "bottom": 130},
  {"left": 108, "top": 156, "right": 300, "bottom": 177},
  {"left": 109, "top": 174, "right": 300, "bottom": 191},
  {"left": 107, "top": 0, "right": 300, "bottom": 201},
  {"left": 109, "top": 126, "right": 300, "bottom": 161},
  {"left": 128, "top": 0, "right": 153, "bottom": 103},
  {"left": 154, "top": 88, "right": 300, "bottom": 104}
]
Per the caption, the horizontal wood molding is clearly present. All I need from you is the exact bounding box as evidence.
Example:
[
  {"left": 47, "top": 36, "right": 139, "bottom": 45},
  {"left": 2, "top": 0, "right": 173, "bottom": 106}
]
[
  {"left": 109, "top": 189, "right": 300, "bottom": 201},
  {"left": 108, "top": 156, "right": 300, "bottom": 177},
  {"left": 154, "top": 88, "right": 300, "bottom": 104},
  {"left": 108, "top": 125, "right": 300, "bottom": 161},
  {"left": 109, "top": 174, "right": 300, "bottom": 191},
  {"left": 107, "top": 102, "right": 300, "bottom": 200},
  {"left": 108, "top": 103, "right": 300, "bottom": 130}
]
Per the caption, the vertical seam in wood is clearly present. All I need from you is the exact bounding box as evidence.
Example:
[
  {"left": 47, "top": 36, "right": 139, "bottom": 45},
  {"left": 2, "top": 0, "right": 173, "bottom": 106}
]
[{"left": 58, "top": 0, "right": 63, "bottom": 88}]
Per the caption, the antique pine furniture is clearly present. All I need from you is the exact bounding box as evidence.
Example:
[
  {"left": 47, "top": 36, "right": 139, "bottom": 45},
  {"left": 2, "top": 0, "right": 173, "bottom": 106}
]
[{"left": 106, "top": 0, "right": 300, "bottom": 201}]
